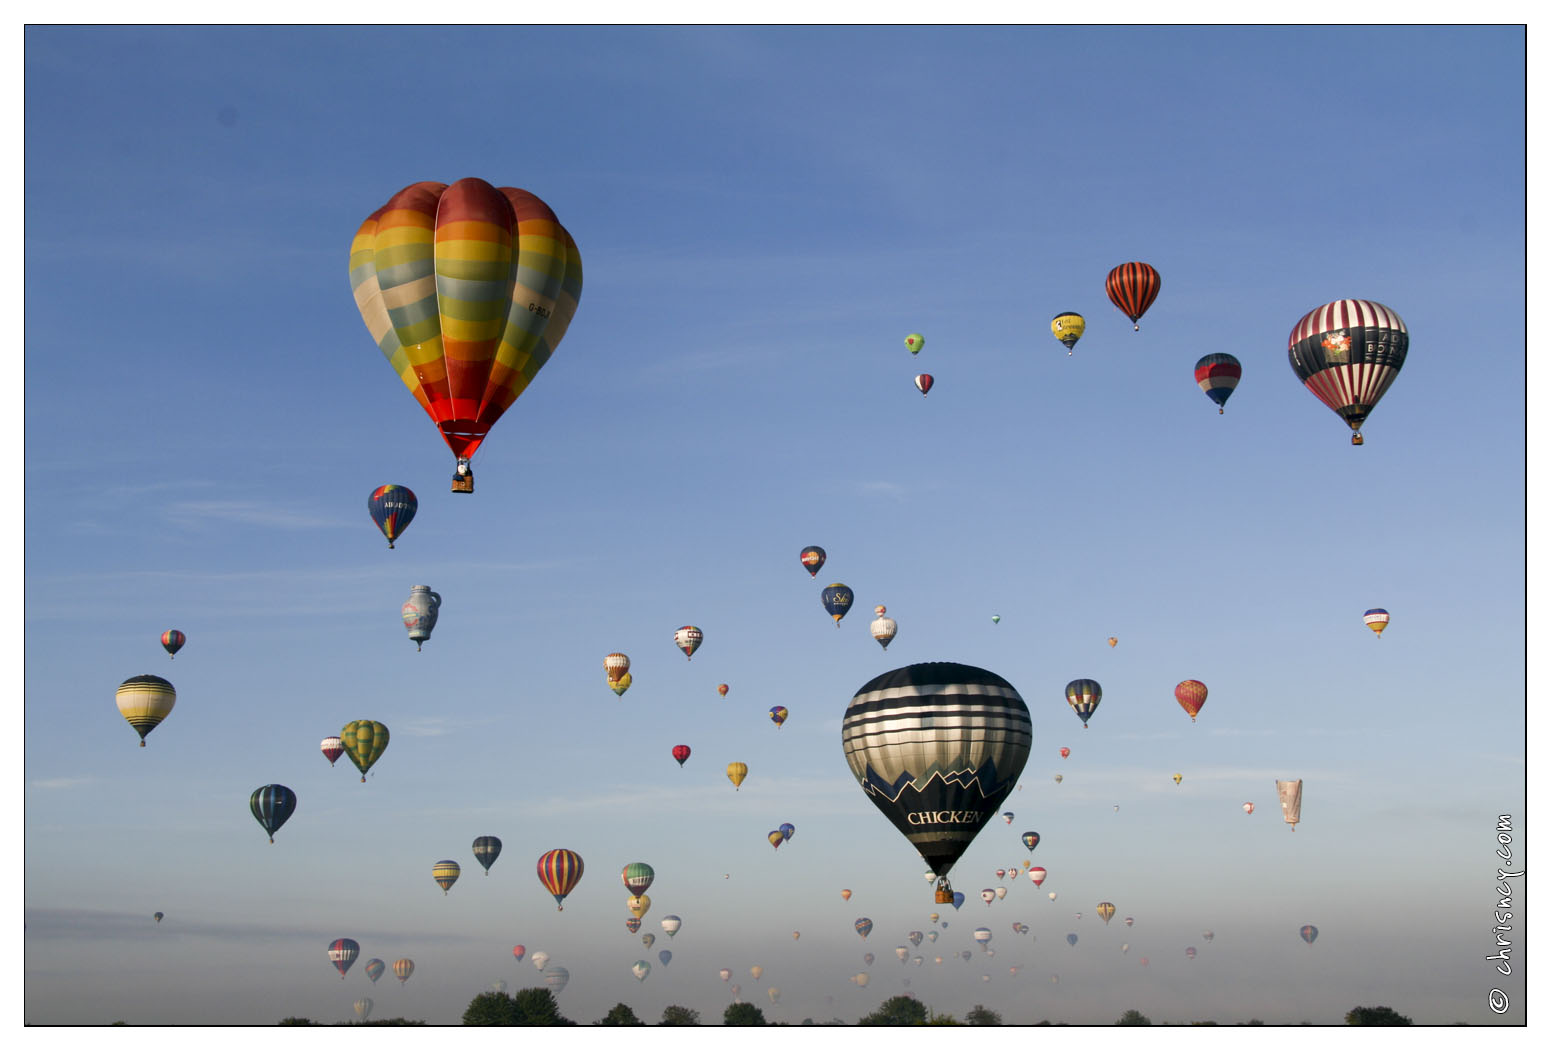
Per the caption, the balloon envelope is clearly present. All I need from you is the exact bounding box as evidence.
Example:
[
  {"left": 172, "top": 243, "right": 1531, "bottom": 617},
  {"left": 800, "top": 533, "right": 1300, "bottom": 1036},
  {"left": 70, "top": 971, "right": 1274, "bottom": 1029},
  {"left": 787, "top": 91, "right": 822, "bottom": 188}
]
[
  {"left": 1194, "top": 353, "right": 1242, "bottom": 413},
  {"left": 320, "top": 736, "right": 344, "bottom": 766},
  {"left": 1105, "top": 262, "right": 1161, "bottom": 330},
  {"left": 116, "top": 674, "right": 176, "bottom": 746},
  {"left": 1287, "top": 299, "right": 1408, "bottom": 444},
  {"left": 365, "top": 958, "right": 385, "bottom": 983},
  {"left": 672, "top": 744, "right": 691, "bottom": 767},
  {"left": 340, "top": 720, "right": 389, "bottom": 782},
  {"left": 800, "top": 546, "right": 826, "bottom": 577},
  {"left": 821, "top": 583, "right": 854, "bottom": 624},
  {"left": 1064, "top": 679, "right": 1101, "bottom": 727},
  {"left": 367, "top": 484, "right": 417, "bottom": 547},
  {"left": 1050, "top": 311, "right": 1085, "bottom": 352},
  {"left": 1364, "top": 608, "right": 1390, "bottom": 637},
  {"left": 621, "top": 862, "right": 655, "bottom": 895},
  {"left": 726, "top": 762, "right": 748, "bottom": 789},
  {"left": 1175, "top": 680, "right": 1208, "bottom": 721},
  {"left": 472, "top": 835, "right": 502, "bottom": 873},
  {"left": 348, "top": 179, "right": 584, "bottom": 482},
  {"left": 159, "top": 629, "right": 186, "bottom": 658},
  {"left": 1300, "top": 924, "right": 1319, "bottom": 944},
  {"left": 841, "top": 663, "right": 1032, "bottom": 879},
  {"left": 432, "top": 859, "right": 461, "bottom": 894},
  {"left": 249, "top": 784, "right": 297, "bottom": 843},
  {"left": 328, "top": 938, "right": 360, "bottom": 979},
  {"left": 674, "top": 625, "right": 703, "bottom": 660},
  {"left": 914, "top": 373, "right": 934, "bottom": 396},
  {"left": 537, "top": 849, "right": 584, "bottom": 909}
]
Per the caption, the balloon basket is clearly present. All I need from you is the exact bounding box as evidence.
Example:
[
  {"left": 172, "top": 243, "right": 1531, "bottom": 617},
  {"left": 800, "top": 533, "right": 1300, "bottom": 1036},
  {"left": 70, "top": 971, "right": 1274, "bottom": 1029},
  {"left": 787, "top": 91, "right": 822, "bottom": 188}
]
[
  {"left": 1351, "top": 433, "right": 1364, "bottom": 446},
  {"left": 451, "top": 471, "right": 474, "bottom": 493},
  {"left": 935, "top": 887, "right": 954, "bottom": 905}
]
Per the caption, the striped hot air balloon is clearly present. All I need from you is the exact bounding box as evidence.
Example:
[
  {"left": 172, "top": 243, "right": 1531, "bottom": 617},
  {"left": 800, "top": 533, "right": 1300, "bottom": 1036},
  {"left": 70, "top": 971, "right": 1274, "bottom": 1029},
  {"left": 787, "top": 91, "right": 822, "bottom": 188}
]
[
  {"left": 340, "top": 720, "right": 389, "bottom": 782},
  {"left": 1287, "top": 299, "right": 1408, "bottom": 445},
  {"left": 320, "top": 736, "right": 344, "bottom": 766},
  {"left": 348, "top": 178, "right": 583, "bottom": 493},
  {"left": 159, "top": 629, "right": 186, "bottom": 659},
  {"left": 1364, "top": 608, "right": 1390, "bottom": 638},
  {"left": 621, "top": 862, "right": 655, "bottom": 896},
  {"left": 116, "top": 674, "right": 176, "bottom": 746},
  {"left": 1064, "top": 679, "right": 1101, "bottom": 728},
  {"left": 432, "top": 860, "right": 461, "bottom": 894},
  {"left": 537, "top": 849, "right": 584, "bottom": 910},
  {"left": 393, "top": 958, "right": 414, "bottom": 985},
  {"left": 249, "top": 784, "right": 297, "bottom": 844},
  {"left": 1194, "top": 353, "right": 1242, "bottom": 414},
  {"left": 327, "top": 938, "right": 360, "bottom": 979},
  {"left": 365, "top": 958, "right": 385, "bottom": 983},
  {"left": 842, "top": 663, "right": 1032, "bottom": 889},
  {"left": 1105, "top": 262, "right": 1161, "bottom": 330}
]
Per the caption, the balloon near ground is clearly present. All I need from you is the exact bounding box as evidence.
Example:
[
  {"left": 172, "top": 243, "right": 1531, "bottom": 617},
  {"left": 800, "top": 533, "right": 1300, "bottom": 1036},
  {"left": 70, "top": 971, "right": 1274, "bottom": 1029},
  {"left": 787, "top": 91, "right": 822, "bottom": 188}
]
[
  {"left": 348, "top": 178, "right": 583, "bottom": 493},
  {"left": 116, "top": 674, "right": 176, "bottom": 747},
  {"left": 841, "top": 662, "right": 1032, "bottom": 896},
  {"left": 1105, "top": 261, "right": 1161, "bottom": 330},
  {"left": 1287, "top": 299, "right": 1408, "bottom": 445},
  {"left": 366, "top": 484, "right": 416, "bottom": 548}
]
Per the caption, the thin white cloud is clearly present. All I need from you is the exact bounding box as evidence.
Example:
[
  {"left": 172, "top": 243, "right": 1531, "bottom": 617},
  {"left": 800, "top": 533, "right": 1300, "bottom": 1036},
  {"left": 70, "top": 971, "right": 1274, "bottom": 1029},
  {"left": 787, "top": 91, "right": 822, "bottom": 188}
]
[
  {"left": 856, "top": 480, "right": 909, "bottom": 500},
  {"left": 27, "top": 777, "right": 95, "bottom": 790}
]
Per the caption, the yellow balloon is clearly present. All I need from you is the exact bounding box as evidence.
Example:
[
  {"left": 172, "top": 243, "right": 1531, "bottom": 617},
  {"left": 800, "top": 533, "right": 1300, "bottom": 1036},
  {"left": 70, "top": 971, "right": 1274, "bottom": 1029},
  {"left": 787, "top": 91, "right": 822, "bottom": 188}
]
[
  {"left": 1050, "top": 312, "right": 1086, "bottom": 354},
  {"left": 627, "top": 894, "right": 651, "bottom": 919},
  {"left": 726, "top": 762, "right": 748, "bottom": 790}
]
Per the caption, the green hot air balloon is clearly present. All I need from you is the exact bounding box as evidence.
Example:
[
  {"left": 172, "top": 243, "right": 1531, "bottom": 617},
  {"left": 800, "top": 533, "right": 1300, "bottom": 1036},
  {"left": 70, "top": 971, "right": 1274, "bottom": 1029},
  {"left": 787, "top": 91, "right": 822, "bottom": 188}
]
[
  {"left": 341, "top": 720, "right": 389, "bottom": 782},
  {"left": 842, "top": 663, "right": 1031, "bottom": 903}
]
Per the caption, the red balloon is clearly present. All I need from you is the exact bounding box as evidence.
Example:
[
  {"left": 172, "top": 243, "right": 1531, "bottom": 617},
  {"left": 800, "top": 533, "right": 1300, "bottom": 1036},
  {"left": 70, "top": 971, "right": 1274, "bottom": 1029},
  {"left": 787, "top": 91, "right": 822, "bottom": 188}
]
[
  {"left": 672, "top": 744, "right": 691, "bottom": 767},
  {"left": 914, "top": 374, "right": 934, "bottom": 397},
  {"left": 1105, "top": 262, "right": 1161, "bottom": 330}
]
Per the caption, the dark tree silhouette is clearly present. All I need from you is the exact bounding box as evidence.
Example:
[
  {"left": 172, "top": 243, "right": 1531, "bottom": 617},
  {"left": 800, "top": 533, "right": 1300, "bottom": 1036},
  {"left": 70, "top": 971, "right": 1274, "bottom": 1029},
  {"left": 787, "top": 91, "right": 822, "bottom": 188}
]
[
  {"left": 965, "top": 1004, "right": 1001, "bottom": 1025},
  {"left": 597, "top": 1002, "right": 643, "bottom": 1025},
  {"left": 1116, "top": 1009, "right": 1151, "bottom": 1026},
  {"left": 660, "top": 1005, "right": 701, "bottom": 1025},
  {"left": 724, "top": 1002, "right": 767, "bottom": 1025},
  {"left": 859, "top": 995, "right": 928, "bottom": 1025},
  {"left": 1346, "top": 1006, "right": 1412, "bottom": 1026}
]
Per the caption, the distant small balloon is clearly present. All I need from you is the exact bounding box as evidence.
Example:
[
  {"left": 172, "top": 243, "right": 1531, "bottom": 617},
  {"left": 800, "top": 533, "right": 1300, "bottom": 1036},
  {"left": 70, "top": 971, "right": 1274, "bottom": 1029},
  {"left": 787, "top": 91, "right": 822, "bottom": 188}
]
[
  {"left": 904, "top": 333, "right": 925, "bottom": 354},
  {"left": 914, "top": 373, "right": 934, "bottom": 397}
]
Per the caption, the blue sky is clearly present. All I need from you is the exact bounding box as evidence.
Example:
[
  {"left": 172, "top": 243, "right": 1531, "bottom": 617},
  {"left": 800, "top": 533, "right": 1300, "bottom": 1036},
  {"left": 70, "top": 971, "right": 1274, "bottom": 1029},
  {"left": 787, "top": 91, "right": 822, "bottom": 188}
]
[{"left": 20, "top": 24, "right": 1529, "bottom": 1029}]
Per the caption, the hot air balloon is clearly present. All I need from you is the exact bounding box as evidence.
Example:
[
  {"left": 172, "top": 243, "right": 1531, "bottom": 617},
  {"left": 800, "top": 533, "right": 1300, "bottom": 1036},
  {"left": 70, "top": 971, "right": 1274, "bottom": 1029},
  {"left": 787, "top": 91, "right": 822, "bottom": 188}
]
[
  {"left": 820, "top": 583, "right": 853, "bottom": 625},
  {"left": 472, "top": 836, "right": 501, "bottom": 874},
  {"left": 1053, "top": 773, "right": 1063, "bottom": 784},
  {"left": 731, "top": 984, "right": 742, "bottom": 999},
  {"left": 365, "top": 958, "right": 386, "bottom": 983},
  {"left": 349, "top": 178, "right": 583, "bottom": 493},
  {"left": 661, "top": 915, "right": 681, "bottom": 938},
  {"left": 1288, "top": 299, "right": 1408, "bottom": 445},
  {"left": 717, "top": 682, "right": 729, "bottom": 698},
  {"left": 320, "top": 736, "right": 344, "bottom": 766},
  {"left": 995, "top": 886, "right": 1007, "bottom": 901},
  {"left": 841, "top": 889, "right": 852, "bottom": 901},
  {"left": 768, "top": 831, "right": 784, "bottom": 849},
  {"left": 1243, "top": 802, "right": 1255, "bottom": 815},
  {"left": 604, "top": 651, "right": 630, "bottom": 686},
  {"left": 991, "top": 614, "right": 1000, "bottom": 624},
  {"left": 908, "top": 930, "right": 923, "bottom": 947},
  {"left": 530, "top": 951, "right": 550, "bottom": 971},
  {"left": 116, "top": 674, "right": 176, "bottom": 746},
  {"left": 622, "top": 862, "right": 654, "bottom": 896},
  {"left": 1172, "top": 773, "right": 1183, "bottom": 786},
  {"left": 719, "top": 968, "right": 732, "bottom": 982},
  {"left": 1059, "top": 747, "right": 1070, "bottom": 759},
  {"left": 153, "top": 912, "right": 163, "bottom": 923},
  {"left": 853, "top": 972, "right": 870, "bottom": 986},
  {"left": 328, "top": 938, "right": 360, "bottom": 979},
  {"left": 1105, "top": 262, "right": 1161, "bottom": 331},
  {"left": 542, "top": 965, "right": 569, "bottom": 994},
  {"left": 904, "top": 333, "right": 924, "bottom": 354},
  {"left": 768, "top": 987, "right": 781, "bottom": 1004},
  {"left": 159, "top": 630, "right": 186, "bottom": 659},
  {"left": 895, "top": 946, "right": 910, "bottom": 963},
  {"left": 1096, "top": 902, "right": 1116, "bottom": 925},
  {"left": 1185, "top": 947, "right": 1197, "bottom": 960},
  {"left": 953, "top": 891, "right": 966, "bottom": 910},
  {"left": 1175, "top": 680, "right": 1207, "bottom": 722},
  {"left": 627, "top": 894, "right": 651, "bottom": 919},
  {"left": 672, "top": 744, "right": 691, "bottom": 767},
  {"left": 726, "top": 762, "right": 748, "bottom": 790},
  {"left": 249, "top": 784, "right": 296, "bottom": 844},
  {"left": 631, "top": 960, "right": 651, "bottom": 982},
  {"left": 354, "top": 998, "right": 373, "bottom": 1021},
  {"left": 624, "top": 917, "right": 641, "bottom": 934},
  {"left": 610, "top": 671, "right": 632, "bottom": 697},
  {"left": 973, "top": 927, "right": 992, "bottom": 947},
  {"left": 1277, "top": 779, "right": 1303, "bottom": 830},
  {"left": 769, "top": 705, "right": 789, "bottom": 728},
  {"left": 1107, "top": 635, "right": 1118, "bottom": 648},
  {"left": 432, "top": 860, "right": 461, "bottom": 895},
  {"left": 855, "top": 917, "right": 873, "bottom": 939},
  {"left": 1194, "top": 353, "right": 1242, "bottom": 414},
  {"left": 870, "top": 605, "right": 897, "bottom": 649},
  {"left": 1028, "top": 867, "right": 1046, "bottom": 887},
  {"left": 367, "top": 485, "right": 417, "bottom": 547},
  {"left": 1364, "top": 608, "right": 1390, "bottom": 638},
  {"left": 800, "top": 546, "right": 826, "bottom": 577},
  {"left": 914, "top": 373, "right": 934, "bottom": 397},
  {"left": 674, "top": 625, "right": 703, "bottom": 660},
  {"left": 996, "top": 868, "right": 1006, "bottom": 879},
  {"left": 1064, "top": 679, "right": 1101, "bottom": 728},
  {"left": 780, "top": 822, "right": 795, "bottom": 841},
  {"left": 1066, "top": 934, "right": 1078, "bottom": 947},
  {"left": 537, "top": 848, "right": 584, "bottom": 910},
  {"left": 1002, "top": 812, "right": 1014, "bottom": 824},
  {"left": 401, "top": 585, "right": 440, "bottom": 650},
  {"left": 340, "top": 720, "right": 389, "bottom": 782},
  {"left": 1300, "top": 924, "right": 1319, "bottom": 945},
  {"left": 1022, "top": 831, "right": 1040, "bottom": 852},
  {"left": 1202, "top": 930, "right": 1214, "bottom": 943},
  {"left": 980, "top": 888, "right": 996, "bottom": 906},
  {"left": 841, "top": 663, "right": 1032, "bottom": 903},
  {"left": 512, "top": 946, "right": 525, "bottom": 964},
  {"left": 1050, "top": 311, "right": 1085, "bottom": 354},
  {"left": 750, "top": 965, "right": 763, "bottom": 980}
]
